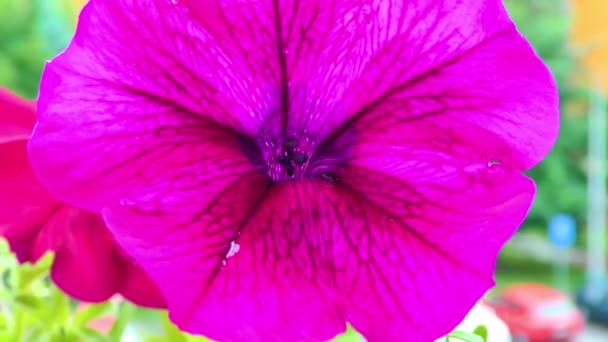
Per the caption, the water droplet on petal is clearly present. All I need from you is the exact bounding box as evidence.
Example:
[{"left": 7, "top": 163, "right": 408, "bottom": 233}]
[
  {"left": 119, "top": 198, "right": 136, "bottom": 206},
  {"left": 118, "top": 198, "right": 159, "bottom": 213},
  {"left": 487, "top": 159, "right": 501, "bottom": 168},
  {"left": 226, "top": 241, "right": 240, "bottom": 258}
]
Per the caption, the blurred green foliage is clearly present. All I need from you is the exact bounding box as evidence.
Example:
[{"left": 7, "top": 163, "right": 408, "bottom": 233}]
[
  {"left": 0, "top": 0, "right": 45, "bottom": 98},
  {"left": 0, "top": 240, "right": 132, "bottom": 341},
  {"left": 505, "top": 0, "right": 593, "bottom": 225},
  {"left": 0, "top": 0, "right": 74, "bottom": 98},
  {"left": 0, "top": 238, "right": 218, "bottom": 341}
]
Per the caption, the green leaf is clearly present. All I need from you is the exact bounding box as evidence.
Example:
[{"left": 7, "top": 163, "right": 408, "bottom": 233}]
[
  {"left": 161, "top": 312, "right": 189, "bottom": 342},
  {"left": 186, "top": 334, "right": 213, "bottom": 342},
  {"left": 333, "top": 324, "right": 363, "bottom": 342},
  {"left": 109, "top": 302, "right": 136, "bottom": 342},
  {"left": 11, "top": 309, "right": 26, "bottom": 341},
  {"left": 446, "top": 330, "right": 484, "bottom": 342},
  {"left": 0, "top": 239, "right": 10, "bottom": 254},
  {"left": 76, "top": 326, "right": 110, "bottom": 342},
  {"left": 14, "top": 294, "right": 44, "bottom": 310},
  {"left": 0, "top": 331, "right": 14, "bottom": 342},
  {"left": 3, "top": 268, "right": 19, "bottom": 292},
  {"left": 17, "top": 254, "right": 53, "bottom": 290},
  {"left": 0, "top": 312, "right": 7, "bottom": 330},
  {"left": 49, "top": 326, "right": 80, "bottom": 342},
  {"left": 472, "top": 324, "right": 488, "bottom": 342},
  {"left": 45, "top": 286, "right": 71, "bottom": 325},
  {"left": 145, "top": 338, "right": 168, "bottom": 342},
  {"left": 73, "top": 301, "right": 113, "bottom": 328},
  {"left": 22, "top": 325, "right": 46, "bottom": 342}
]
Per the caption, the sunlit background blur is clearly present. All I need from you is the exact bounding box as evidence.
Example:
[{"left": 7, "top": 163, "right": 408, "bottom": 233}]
[{"left": 0, "top": 0, "right": 607, "bottom": 341}]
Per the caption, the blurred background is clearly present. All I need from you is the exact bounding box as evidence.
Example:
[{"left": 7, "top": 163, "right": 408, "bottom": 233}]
[{"left": 0, "top": 0, "right": 607, "bottom": 341}]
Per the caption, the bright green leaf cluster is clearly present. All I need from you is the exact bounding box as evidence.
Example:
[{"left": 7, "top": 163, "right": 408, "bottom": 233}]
[{"left": 0, "top": 239, "right": 128, "bottom": 341}]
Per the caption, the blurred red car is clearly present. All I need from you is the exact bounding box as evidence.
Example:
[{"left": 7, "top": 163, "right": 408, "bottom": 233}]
[{"left": 486, "top": 283, "right": 584, "bottom": 342}]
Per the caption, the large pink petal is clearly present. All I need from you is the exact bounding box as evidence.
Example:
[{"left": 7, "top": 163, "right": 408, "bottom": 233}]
[
  {"left": 314, "top": 0, "right": 557, "bottom": 170},
  {"left": 29, "top": 0, "right": 358, "bottom": 203},
  {"left": 102, "top": 146, "right": 533, "bottom": 341},
  {"left": 31, "top": 0, "right": 554, "bottom": 207},
  {"left": 186, "top": 0, "right": 557, "bottom": 170},
  {"left": 333, "top": 145, "right": 535, "bottom": 340},
  {"left": 120, "top": 261, "right": 166, "bottom": 308},
  {"left": 0, "top": 88, "right": 36, "bottom": 143},
  {"left": 31, "top": 79, "right": 267, "bottom": 211},
  {"left": 330, "top": 25, "right": 559, "bottom": 170},
  {"left": 181, "top": 0, "right": 364, "bottom": 133},
  {"left": 30, "top": 0, "right": 276, "bottom": 211},
  {"left": 0, "top": 139, "right": 60, "bottom": 262},
  {"left": 181, "top": 0, "right": 550, "bottom": 169},
  {"left": 43, "top": 207, "right": 126, "bottom": 302},
  {"left": 0, "top": 133, "right": 160, "bottom": 305},
  {"left": 39, "top": 0, "right": 257, "bottom": 134},
  {"left": 103, "top": 182, "right": 345, "bottom": 341}
]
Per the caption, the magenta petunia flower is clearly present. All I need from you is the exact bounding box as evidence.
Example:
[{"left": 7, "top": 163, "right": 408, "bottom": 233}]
[
  {"left": 0, "top": 88, "right": 165, "bottom": 308},
  {"left": 29, "top": 0, "right": 558, "bottom": 340}
]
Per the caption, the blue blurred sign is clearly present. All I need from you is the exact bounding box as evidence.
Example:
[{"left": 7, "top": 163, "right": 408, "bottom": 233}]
[{"left": 548, "top": 214, "right": 576, "bottom": 248}]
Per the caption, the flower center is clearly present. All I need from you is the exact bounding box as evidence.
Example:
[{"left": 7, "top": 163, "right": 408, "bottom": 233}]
[
  {"left": 272, "top": 136, "right": 311, "bottom": 180},
  {"left": 239, "top": 126, "right": 356, "bottom": 183},
  {"left": 249, "top": 132, "right": 316, "bottom": 182}
]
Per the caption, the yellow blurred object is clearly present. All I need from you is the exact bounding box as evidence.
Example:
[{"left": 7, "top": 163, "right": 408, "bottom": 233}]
[
  {"left": 72, "top": 0, "right": 88, "bottom": 7},
  {"left": 62, "top": 0, "right": 88, "bottom": 25},
  {"left": 571, "top": 0, "right": 608, "bottom": 91}
]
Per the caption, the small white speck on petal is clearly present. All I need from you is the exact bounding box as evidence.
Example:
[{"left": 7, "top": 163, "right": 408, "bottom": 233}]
[{"left": 226, "top": 241, "right": 240, "bottom": 258}]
